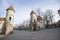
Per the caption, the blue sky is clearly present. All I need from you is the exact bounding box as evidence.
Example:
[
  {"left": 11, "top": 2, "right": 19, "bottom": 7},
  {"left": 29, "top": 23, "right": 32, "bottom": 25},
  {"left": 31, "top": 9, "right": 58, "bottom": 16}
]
[{"left": 0, "top": 0, "right": 60, "bottom": 24}]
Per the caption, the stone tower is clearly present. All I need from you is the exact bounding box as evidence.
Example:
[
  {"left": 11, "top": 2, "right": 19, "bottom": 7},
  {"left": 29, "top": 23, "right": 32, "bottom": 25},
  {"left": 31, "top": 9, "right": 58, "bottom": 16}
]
[
  {"left": 30, "top": 10, "right": 37, "bottom": 23},
  {"left": 30, "top": 10, "right": 37, "bottom": 31},
  {"left": 5, "top": 6, "right": 15, "bottom": 35}
]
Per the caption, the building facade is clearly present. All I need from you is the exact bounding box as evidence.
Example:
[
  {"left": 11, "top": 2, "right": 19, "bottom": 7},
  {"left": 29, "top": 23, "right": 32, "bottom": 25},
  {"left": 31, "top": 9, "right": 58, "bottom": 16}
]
[
  {"left": 0, "top": 18, "right": 5, "bottom": 32},
  {"left": 29, "top": 10, "right": 45, "bottom": 31}
]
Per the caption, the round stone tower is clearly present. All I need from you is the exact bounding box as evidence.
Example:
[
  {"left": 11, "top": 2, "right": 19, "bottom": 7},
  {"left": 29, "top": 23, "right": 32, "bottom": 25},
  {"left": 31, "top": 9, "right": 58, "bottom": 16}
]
[
  {"left": 30, "top": 10, "right": 37, "bottom": 23},
  {"left": 30, "top": 10, "right": 37, "bottom": 31},
  {"left": 5, "top": 5, "right": 15, "bottom": 35}
]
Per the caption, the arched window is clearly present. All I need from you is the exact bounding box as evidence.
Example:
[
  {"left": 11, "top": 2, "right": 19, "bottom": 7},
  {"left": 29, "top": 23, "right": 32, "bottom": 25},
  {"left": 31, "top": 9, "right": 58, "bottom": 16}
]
[{"left": 9, "top": 17, "right": 11, "bottom": 21}]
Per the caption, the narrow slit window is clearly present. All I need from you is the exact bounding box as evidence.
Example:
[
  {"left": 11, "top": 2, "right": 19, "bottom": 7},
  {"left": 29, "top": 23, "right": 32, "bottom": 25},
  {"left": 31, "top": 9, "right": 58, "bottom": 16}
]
[
  {"left": 34, "top": 19, "right": 35, "bottom": 22},
  {"left": 9, "top": 17, "right": 11, "bottom": 21}
]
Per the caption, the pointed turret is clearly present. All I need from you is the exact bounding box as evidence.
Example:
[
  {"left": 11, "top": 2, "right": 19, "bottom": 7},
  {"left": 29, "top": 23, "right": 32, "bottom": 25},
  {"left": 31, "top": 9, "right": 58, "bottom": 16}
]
[
  {"left": 30, "top": 10, "right": 37, "bottom": 23},
  {"left": 30, "top": 10, "right": 36, "bottom": 15},
  {"left": 6, "top": 5, "right": 15, "bottom": 12}
]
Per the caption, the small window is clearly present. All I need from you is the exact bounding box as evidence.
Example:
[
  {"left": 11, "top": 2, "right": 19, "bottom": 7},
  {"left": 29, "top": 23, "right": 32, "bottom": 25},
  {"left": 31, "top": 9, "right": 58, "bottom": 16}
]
[
  {"left": 34, "top": 19, "right": 35, "bottom": 22},
  {"left": 9, "top": 17, "right": 11, "bottom": 21}
]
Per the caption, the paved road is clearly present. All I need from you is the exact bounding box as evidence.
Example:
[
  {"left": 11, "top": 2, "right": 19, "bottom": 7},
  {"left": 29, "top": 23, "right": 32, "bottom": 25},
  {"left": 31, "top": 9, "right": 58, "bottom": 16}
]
[{"left": 0, "top": 28, "right": 60, "bottom": 40}]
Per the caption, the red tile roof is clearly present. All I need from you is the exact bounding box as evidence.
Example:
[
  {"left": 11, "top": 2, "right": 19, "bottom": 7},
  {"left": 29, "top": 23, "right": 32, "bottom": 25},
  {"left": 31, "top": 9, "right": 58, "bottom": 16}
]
[
  {"left": 0, "top": 18, "right": 6, "bottom": 21},
  {"left": 37, "top": 16, "right": 42, "bottom": 20},
  {"left": 37, "top": 16, "right": 43, "bottom": 22},
  {"left": 6, "top": 5, "right": 15, "bottom": 12}
]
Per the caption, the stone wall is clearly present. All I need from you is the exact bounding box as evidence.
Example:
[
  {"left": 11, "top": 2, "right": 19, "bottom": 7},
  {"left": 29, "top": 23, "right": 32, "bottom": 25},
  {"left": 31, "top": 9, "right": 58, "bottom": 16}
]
[
  {"left": 0, "top": 21, "right": 4, "bottom": 32},
  {"left": 5, "top": 21, "right": 13, "bottom": 35}
]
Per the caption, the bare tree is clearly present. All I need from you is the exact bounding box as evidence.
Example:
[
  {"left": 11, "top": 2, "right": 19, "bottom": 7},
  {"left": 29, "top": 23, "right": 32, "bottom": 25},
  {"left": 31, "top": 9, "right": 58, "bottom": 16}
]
[
  {"left": 44, "top": 12, "right": 49, "bottom": 26},
  {"left": 36, "top": 8, "right": 42, "bottom": 16},
  {"left": 44, "top": 13, "right": 48, "bottom": 21},
  {"left": 19, "top": 18, "right": 30, "bottom": 29},
  {"left": 46, "top": 9, "right": 54, "bottom": 24}
]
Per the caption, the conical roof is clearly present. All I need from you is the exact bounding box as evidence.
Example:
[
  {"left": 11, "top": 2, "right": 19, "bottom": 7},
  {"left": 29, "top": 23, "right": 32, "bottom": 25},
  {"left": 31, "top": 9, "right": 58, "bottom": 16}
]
[
  {"left": 6, "top": 5, "right": 15, "bottom": 12},
  {"left": 30, "top": 10, "right": 36, "bottom": 15}
]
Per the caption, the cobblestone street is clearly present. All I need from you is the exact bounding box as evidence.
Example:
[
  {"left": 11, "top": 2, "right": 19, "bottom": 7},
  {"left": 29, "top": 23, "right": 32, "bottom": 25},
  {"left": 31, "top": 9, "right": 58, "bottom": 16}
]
[{"left": 0, "top": 28, "right": 60, "bottom": 40}]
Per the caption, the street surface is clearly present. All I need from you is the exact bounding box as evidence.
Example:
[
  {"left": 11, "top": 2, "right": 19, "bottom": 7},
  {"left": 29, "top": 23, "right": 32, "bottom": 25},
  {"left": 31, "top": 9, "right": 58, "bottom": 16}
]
[{"left": 0, "top": 28, "right": 60, "bottom": 40}]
